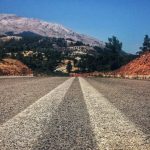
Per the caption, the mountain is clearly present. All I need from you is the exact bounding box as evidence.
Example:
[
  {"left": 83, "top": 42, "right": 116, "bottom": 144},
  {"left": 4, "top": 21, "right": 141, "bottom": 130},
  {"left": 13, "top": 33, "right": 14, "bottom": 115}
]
[{"left": 0, "top": 14, "right": 104, "bottom": 47}]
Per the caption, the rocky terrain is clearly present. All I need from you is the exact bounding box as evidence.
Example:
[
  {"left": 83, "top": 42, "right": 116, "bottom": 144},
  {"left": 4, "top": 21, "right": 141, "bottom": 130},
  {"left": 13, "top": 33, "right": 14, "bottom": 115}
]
[
  {"left": 75, "top": 52, "right": 150, "bottom": 79},
  {"left": 113, "top": 51, "right": 150, "bottom": 78},
  {"left": 0, "top": 14, "right": 104, "bottom": 47},
  {"left": 0, "top": 58, "right": 32, "bottom": 76}
]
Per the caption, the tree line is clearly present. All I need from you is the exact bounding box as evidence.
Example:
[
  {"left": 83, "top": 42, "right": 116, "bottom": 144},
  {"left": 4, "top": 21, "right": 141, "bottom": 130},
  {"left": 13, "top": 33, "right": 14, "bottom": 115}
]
[{"left": 0, "top": 34, "right": 149, "bottom": 74}]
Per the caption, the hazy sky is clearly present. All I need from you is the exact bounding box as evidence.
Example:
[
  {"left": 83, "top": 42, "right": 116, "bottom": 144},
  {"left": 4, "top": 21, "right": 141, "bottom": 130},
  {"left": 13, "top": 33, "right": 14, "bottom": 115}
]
[{"left": 0, "top": 0, "right": 150, "bottom": 54}]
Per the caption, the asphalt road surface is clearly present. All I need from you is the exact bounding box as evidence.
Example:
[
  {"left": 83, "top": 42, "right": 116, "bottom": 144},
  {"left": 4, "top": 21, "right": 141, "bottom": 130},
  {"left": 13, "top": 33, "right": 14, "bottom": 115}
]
[
  {"left": 0, "top": 77, "right": 149, "bottom": 149},
  {"left": 0, "top": 77, "right": 69, "bottom": 124}
]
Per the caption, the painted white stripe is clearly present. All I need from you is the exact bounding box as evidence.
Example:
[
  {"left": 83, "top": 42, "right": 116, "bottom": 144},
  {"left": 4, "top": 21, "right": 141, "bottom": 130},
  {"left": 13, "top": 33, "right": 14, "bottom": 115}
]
[
  {"left": 79, "top": 77, "right": 150, "bottom": 149},
  {"left": 0, "top": 77, "right": 75, "bottom": 150}
]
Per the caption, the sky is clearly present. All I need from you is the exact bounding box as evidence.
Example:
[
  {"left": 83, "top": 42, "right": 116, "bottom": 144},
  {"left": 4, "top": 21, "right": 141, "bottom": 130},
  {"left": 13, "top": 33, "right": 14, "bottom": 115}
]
[{"left": 0, "top": 0, "right": 150, "bottom": 54}]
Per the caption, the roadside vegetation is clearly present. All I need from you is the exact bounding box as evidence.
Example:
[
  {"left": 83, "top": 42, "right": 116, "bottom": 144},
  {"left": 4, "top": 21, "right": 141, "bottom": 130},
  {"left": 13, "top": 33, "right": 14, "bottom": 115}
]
[{"left": 0, "top": 33, "right": 149, "bottom": 75}]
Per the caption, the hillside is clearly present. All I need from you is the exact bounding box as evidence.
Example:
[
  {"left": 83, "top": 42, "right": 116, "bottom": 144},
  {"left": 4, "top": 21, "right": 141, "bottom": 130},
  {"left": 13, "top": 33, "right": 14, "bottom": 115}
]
[
  {"left": 0, "top": 14, "right": 134, "bottom": 74},
  {"left": 0, "top": 58, "right": 32, "bottom": 76},
  {"left": 0, "top": 33, "right": 134, "bottom": 74},
  {"left": 114, "top": 51, "right": 150, "bottom": 76},
  {"left": 0, "top": 14, "right": 104, "bottom": 47},
  {"left": 74, "top": 52, "right": 150, "bottom": 79}
]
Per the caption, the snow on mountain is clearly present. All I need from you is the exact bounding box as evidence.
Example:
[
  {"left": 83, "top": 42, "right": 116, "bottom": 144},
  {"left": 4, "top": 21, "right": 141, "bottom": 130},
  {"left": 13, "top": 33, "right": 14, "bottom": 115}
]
[{"left": 0, "top": 14, "right": 104, "bottom": 47}]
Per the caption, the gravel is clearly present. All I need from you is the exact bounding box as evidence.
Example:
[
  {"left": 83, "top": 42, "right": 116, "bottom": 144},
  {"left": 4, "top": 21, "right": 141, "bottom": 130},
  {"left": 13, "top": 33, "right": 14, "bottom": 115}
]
[{"left": 0, "top": 77, "right": 68, "bottom": 124}]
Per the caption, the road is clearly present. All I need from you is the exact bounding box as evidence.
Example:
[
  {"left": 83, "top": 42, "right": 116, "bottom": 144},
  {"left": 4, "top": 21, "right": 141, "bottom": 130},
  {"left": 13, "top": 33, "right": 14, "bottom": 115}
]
[
  {"left": 0, "top": 77, "right": 149, "bottom": 149},
  {"left": 0, "top": 77, "right": 69, "bottom": 124}
]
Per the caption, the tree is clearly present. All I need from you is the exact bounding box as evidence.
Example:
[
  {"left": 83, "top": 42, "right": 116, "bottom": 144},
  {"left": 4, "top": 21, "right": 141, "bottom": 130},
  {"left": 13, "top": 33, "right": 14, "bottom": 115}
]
[
  {"left": 0, "top": 50, "right": 6, "bottom": 61},
  {"left": 76, "top": 55, "right": 96, "bottom": 72},
  {"left": 105, "top": 36, "right": 123, "bottom": 70},
  {"left": 66, "top": 61, "right": 72, "bottom": 73},
  {"left": 75, "top": 41, "right": 84, "bottom": 46},
  {"left": 139, "top": 35, "right": 150, "bottom": 54},
  {"left": 106, "top": 36, "right": 122, "bottom": 52},
  {"left": 45, "top": 50, "right": 61, "bottom": 71}
]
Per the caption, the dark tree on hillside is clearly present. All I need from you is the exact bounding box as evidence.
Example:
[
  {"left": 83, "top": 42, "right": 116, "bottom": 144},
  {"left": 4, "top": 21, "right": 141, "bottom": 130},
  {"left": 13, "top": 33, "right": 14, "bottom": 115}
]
[
  {"left": 138, "top": 35, "right": 150, "bottom": 54},
  {"left": 77, "top": 55, "right": 96, "bottom": 72},
  {"left": 105, "top": 36, "right": 123, "bottom": 70},
  {"left": 77, "top": 56, "right": 87, "bottom": 72},
  {"left": 45, "top": 50, "right": 61, "bottom": 71},
  {"left": 75, "top": 41, "right": 84, "bottom": 46},
  {"left": 0, "top": 50, "right": 3, "bottom": 60},
  {"left": 66, "top": 61, "right": 72, "bottom": 73},
  {"left": 0, "top": 49, "right": 6, "bottom": 60},
  {"left": 106, "top": 36, "right": 122, "bottom": 52}
]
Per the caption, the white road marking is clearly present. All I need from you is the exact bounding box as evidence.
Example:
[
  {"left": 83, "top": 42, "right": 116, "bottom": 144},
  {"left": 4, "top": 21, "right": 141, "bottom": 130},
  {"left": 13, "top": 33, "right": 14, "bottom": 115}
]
[
  {"left": 79, "top": 77, "right": 150, "bottom": 150},
  {"left": 0, "top": 77, "right": 75, "bottom": 150}
]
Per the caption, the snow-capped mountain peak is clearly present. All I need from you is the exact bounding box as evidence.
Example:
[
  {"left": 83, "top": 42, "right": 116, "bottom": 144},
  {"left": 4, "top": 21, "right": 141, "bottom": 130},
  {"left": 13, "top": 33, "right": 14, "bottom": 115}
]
[{"left": 0, "top": 14, "right": 104, "bottom": 47}]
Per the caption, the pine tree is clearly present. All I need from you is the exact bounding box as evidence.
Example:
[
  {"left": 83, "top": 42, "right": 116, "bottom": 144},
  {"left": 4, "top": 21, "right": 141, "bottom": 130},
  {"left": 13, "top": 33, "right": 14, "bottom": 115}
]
[
  {"left": 140, "top": 35, "right": 150, "bottom": 52},
  {"left": 105, "top": 36, "right": 123, "bottom": 70},
  {"left": 106, "top": 36, "right": 122, "bottom": 53},
  {"left": 66, "top": 61, "right": 72, "bottom": 73}
]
